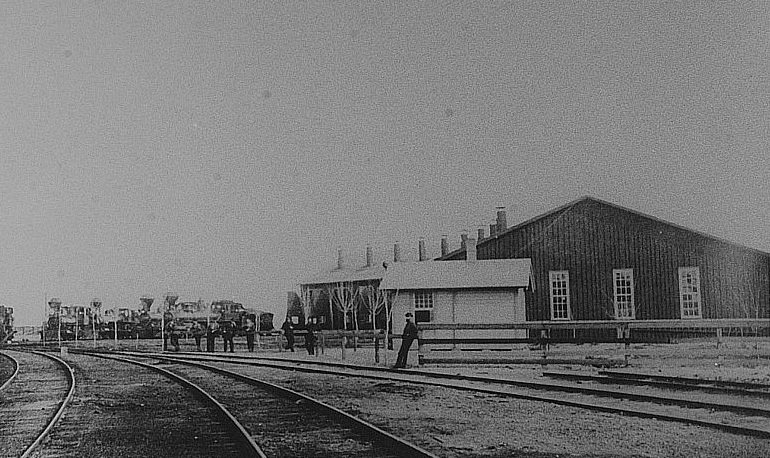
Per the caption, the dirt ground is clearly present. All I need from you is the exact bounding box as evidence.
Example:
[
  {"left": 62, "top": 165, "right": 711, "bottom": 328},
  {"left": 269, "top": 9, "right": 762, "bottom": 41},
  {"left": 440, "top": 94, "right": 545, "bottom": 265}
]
[{"left": 5, "top": 337, "right": 769, "bottom": 457}]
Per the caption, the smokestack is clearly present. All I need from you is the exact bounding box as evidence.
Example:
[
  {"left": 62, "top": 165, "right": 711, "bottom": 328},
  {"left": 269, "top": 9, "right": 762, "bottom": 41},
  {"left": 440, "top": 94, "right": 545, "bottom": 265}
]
[
  {"left": 440, "top": 235, "right": 449, "bottom": 257},
  {"left": 337, "top": 247, "right": 343, "bottom": 270},
  {"left": 466, "top": 237, "right": 477, "bottom": 261},
  {"left": 393, "top": 242, "right": 402, "bottom": 262},
  {"left": 365, "top": 245, "right": 373, "bottom": 267},
  {"left": 489, "top": 224, "right": 497, "bottom": 238},
  {"left": 496, "top": 206, "right": 507, "bottom": 234},
  {"left": 477, "top": 227, "right": 485, "bottom": 241},
  {"left": 418, "top": 238, "right": 427, "bottom": 261},
  {"left": 460, "top": 231, "right": 468, "bottom": 250}
]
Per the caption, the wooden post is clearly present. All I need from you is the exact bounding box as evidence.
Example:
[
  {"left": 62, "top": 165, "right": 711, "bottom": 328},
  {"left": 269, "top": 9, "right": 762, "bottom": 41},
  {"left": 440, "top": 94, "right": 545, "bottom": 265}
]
[
  {"left": 417, "top": 329, "right": 422, "bottom": 366},
  {"left": 623, "top": 326, "right": 631, "bottom": 366},
  {"left": 374, "top": 332, "right": 380, "bottom": 364},
  {"left": 341, "top": 334, "right": 346, "bottom": 361},
  {"left": 716, "top": 327, "right": 723, "bottom": 349}
]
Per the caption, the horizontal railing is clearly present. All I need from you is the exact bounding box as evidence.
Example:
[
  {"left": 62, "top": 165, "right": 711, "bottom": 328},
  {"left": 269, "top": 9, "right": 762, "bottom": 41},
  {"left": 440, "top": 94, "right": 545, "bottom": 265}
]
[{"left": 417, "top": 318, "right": 770, "bottom": 331}]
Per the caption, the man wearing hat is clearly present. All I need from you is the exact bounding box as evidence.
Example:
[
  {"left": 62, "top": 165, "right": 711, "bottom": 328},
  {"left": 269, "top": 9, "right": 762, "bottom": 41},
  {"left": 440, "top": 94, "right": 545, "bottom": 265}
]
[{"left": 394, "top": 312, "right": 418, "bottom": 369}]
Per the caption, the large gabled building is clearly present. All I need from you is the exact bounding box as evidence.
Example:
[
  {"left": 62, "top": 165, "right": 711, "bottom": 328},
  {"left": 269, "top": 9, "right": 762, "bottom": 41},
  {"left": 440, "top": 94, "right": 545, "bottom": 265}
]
[{"left": 439, "top": 197, "right": 770, "bottom": 332}]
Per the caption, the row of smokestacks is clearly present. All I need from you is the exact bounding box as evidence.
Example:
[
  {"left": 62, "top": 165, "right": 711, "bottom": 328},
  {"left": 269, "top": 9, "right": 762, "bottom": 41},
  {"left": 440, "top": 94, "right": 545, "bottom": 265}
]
[{"left": 335, "top": 207, "right": 506, "bottom": 268}]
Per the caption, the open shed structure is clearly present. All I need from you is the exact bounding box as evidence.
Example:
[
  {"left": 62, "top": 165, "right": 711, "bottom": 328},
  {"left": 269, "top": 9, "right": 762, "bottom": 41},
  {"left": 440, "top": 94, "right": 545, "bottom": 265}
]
[{"left": 440, "top": 197, "right": 770, "bottom": 339}]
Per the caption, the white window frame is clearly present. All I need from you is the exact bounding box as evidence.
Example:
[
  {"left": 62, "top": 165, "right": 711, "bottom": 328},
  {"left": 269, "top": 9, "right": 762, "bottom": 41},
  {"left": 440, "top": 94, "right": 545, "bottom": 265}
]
[
  {"left": 414, "top": 290, "right": 434, "bottom": 309},
  {"left": 549, "top": 271, "right": 571, "bottom": 320},
  {"left": 613, "top": 269, "right": 635, "bottom": 319},
  {"left": 678, "top": 267, "right": 702, "bottom": 319}
]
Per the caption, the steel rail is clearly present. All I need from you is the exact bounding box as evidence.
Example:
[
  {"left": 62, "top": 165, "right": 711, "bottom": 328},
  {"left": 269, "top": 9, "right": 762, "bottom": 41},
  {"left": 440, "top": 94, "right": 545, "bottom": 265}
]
[
  {"left": 0, "top": 351, "right": 20, "bottom": 391},
  {"left": 81, "top": 352, "right": 267, "bottom": 458},
  {"left": 138, "top": 351, "right": 770, "bottom": 439},
  {"left": 544, "top": 371, "right": 770, "bottom": 399},
  {"left": 599, "top": 370, "right": 770, "bottom": 391},
  {"left": 19, "top": 351, "right": 77, "bottom": 458},
  {"left": 145, "top": 354, "right": 440, "bottom": 458}
]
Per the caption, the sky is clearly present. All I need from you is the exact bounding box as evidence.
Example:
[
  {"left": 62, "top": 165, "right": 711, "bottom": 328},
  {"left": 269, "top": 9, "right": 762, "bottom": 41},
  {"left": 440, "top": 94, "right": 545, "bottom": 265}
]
[{"left": 1, "top": 1, "right": 768, "bottom": 326}]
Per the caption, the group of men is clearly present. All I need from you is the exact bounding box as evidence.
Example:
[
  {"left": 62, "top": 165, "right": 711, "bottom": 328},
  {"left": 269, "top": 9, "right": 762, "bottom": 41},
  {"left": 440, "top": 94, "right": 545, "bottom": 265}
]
[
  {"left": 163, "top": 316, "right": 257, "bottom": 353},
  {"left": 161, "top": 312, "right": 419, "bottom": 369}
]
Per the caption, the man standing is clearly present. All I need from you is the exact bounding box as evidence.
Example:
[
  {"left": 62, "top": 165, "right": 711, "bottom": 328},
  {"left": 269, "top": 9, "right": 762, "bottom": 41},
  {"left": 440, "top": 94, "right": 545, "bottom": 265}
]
[
  {"left": 205, "top": 321, "right": 219, "bottom": 352},
  {"left": 245, "top": 315, "right": 256, "bottom": 352},
  {"left": 394, "top": 312, "right": 418, "bottom": 369},
  {"left": 221, "top": 320, "right": 236, "bottom": 353},
  {"left": 281, "top": 318, "right": 295, "bottom": 352}
]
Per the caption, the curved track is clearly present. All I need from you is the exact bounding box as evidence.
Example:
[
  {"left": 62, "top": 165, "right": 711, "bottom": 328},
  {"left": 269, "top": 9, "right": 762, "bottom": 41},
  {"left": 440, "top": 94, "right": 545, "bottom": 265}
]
[
  {"left": 0, "top": 350, "right": 20, "bottom": 391},
  {"left": 144, "top": 351, "right": 770, "bottom": 439},
  {"left": 0, "top": 350, "right": 75, "bottom": 458},
  {"left": 84, "top": 351, "right": 438, "bottom": 458}
]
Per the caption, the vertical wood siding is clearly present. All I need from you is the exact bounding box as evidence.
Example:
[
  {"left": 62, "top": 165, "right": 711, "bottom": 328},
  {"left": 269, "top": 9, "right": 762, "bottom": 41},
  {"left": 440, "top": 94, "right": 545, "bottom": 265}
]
[{"left": 467, "top": 199, "right": 770, "bottom": 322}]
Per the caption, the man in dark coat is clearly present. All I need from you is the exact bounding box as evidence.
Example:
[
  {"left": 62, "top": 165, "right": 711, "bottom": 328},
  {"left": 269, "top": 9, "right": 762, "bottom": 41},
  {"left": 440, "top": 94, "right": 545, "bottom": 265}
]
[
  {"left": 205, "top": 321, "right": 219, "bottom": 352},
  {"left": 394, "top": 312, "right": 418, "bottom": 369},
  {"left": 221, "top": 320, "right": 236, "bottom": 353},
  {"left": 281, "top": 318, "right": 295, "bottom": 352},
  {"left": 244, "top": 315, "right": 256, "bottom": 352}
]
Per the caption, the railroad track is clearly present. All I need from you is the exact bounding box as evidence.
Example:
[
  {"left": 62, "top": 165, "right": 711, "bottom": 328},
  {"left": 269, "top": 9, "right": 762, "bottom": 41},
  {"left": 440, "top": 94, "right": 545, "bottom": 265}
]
[
  {"left": 0, "top": 350, "right": 75, "bottom": 458},
  {"left": 134, "top": 351, "right": 770, "bottom": 439},
  {"left": 75, "top": 350, "right": 437, "bottom": 457}
]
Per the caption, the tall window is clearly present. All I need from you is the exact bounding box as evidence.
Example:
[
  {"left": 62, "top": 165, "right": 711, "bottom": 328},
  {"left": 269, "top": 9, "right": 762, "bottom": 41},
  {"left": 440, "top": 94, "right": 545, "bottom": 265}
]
[
  {"left": 613, "top": 269, "right": 635, "bottom": 319},
  {"left": 413, "top": 290, "right": 433, "bottom": 323},
  {"left": 679, "top": 267, "right": 702, "bottom": 318},
  {"left": 549, "top": 271, "right": 570, "bottom": 320}
]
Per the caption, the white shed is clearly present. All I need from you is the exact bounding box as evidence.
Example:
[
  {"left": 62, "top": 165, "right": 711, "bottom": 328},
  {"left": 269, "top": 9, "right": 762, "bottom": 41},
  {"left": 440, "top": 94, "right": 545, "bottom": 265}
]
[{"left": 379, "top": 259, "right": 533, "bottom": 342}]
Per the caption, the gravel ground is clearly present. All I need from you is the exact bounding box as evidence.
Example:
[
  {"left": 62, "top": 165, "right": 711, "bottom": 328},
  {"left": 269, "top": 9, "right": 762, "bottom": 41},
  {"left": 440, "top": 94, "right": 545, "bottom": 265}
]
[
  {"left": 219, "top": 362, "right": 770, "bottom": 458},
  {"left": 8, "top": 337, "right": 770, "bottom": 457},
  {"left": 0, "top": 352, "right": 15, "bottom": 386}
]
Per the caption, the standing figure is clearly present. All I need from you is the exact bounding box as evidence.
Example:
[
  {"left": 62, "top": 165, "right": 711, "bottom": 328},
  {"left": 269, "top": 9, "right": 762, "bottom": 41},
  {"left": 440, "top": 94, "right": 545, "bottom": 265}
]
[
  {"left": 169, "top": 320, "right": 181, "bottom": 352},
  {"left": 191, "top": 321, "right": 204, "bottom": 351},
  {"left": 393, "top": 312, "right": 418, "bottom": 369},
  {"left": 281, "top": 318, "right": 295, "bottom": 352},
  {"left": 221, "top": 320, "right": 236, "bottom": 353},
  {"left": 206, "top": 321, "right": 220, "bottom": 352},
  {"left": 304, "top": 321, "right": 316, "bottom": 355},
  {"left": 244, "top": 316, "right": 256, "bottom": 352}
]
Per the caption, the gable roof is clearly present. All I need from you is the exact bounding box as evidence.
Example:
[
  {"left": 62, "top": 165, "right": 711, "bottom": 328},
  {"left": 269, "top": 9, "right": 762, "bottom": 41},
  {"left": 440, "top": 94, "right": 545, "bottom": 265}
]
[
  {"left": 379, "top": 259, "right": 532, "bottom": 290},
  {"left": 301, "top": 264, "right": 386, "bottom": 286},
  {"left": 439, "top": 196, "right": 770, "bottom": 259}
]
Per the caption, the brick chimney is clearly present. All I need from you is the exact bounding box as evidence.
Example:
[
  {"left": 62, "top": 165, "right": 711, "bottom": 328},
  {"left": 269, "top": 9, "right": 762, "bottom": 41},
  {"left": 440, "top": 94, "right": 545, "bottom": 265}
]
[
  {"left": 440, "top": 235, "right": 449, "bottom": 257},
  {"left": 418, "top": 238, "right": 427, "bottom": 261},
  {"left": 466, "top": 237, "right": 477, "bottom": 261},
  {"left": 460, "top": 231, "right": 468, "bottom": 250},
  {"left": 365, "top": 245, "right": 373, "bottom": 267},
  {"left": 393, "top": 242, "right": 402, "bottom": 262},
  {"left": 496, "top": 207, "right": 507, "bottom": 234},
  {"left": 337, "top": 247, "right": 343, "bottom": 270}
]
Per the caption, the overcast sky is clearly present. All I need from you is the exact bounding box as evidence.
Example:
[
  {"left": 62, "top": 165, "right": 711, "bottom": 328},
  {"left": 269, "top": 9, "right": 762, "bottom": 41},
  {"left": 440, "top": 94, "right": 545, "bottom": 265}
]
[{"left": 2, "top": 1, "right": 768, "bottom": 325}]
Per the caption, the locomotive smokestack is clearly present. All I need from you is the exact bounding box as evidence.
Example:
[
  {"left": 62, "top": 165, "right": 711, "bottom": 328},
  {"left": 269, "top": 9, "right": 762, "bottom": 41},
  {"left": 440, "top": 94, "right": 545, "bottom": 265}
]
[
  {"left": 477, "top": 227, "right": 485, "bottom": 240},
  {"left": 440, "top": 235, "right": 449, "bottom": 257},
  {"left": 418, "top": 238, "right": 427, "bottom": 261},
  {"left": 489, "top": 224, "right": 497, "bottom": 238}
]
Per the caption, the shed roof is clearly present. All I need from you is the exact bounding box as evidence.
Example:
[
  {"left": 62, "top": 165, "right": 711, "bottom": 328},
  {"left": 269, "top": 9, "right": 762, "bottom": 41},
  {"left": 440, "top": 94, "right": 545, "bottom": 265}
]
[
  {"left": 379, "top": 259, "right": 532, "bottom": 290},
  {"left": 301, "top": 264, "right": 386, "bottom": 286}
]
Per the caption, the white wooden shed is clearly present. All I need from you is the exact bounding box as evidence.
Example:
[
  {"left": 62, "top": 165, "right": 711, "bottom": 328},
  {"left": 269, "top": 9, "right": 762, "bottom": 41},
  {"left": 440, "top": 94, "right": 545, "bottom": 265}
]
[{"left": 379, "top": 259, "right": 533, "bottom": 342}]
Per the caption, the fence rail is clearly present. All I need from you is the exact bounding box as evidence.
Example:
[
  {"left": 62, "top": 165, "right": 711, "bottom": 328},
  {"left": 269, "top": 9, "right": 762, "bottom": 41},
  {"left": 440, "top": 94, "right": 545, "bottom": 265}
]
[{"left": 417, "top": 318, "right": 770, "bottom": 331}]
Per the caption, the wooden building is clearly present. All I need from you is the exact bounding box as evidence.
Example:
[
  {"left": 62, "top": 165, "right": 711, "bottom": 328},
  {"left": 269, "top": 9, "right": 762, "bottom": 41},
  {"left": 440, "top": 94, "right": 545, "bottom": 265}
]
[
  {"left": 440, "top": 197, "right": 770, "bottom": 334},
  {"left": 379, "top": 258, "right": 532, "bottom": 342}
]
